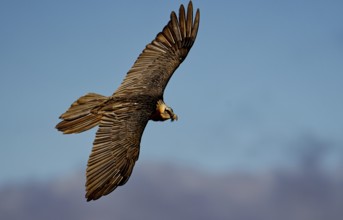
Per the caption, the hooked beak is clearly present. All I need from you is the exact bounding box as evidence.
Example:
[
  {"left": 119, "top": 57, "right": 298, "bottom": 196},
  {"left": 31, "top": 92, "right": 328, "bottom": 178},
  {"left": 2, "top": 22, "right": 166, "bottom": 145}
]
[{"left": 166, "top": 107, "right": 178, "bottom": 121}]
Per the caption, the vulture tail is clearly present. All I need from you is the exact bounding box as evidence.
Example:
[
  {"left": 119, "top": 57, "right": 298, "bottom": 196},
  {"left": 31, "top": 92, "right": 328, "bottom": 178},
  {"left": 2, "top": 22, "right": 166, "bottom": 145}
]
[{"left": 56, "top": 93, "right": 107, "bottom": 134}]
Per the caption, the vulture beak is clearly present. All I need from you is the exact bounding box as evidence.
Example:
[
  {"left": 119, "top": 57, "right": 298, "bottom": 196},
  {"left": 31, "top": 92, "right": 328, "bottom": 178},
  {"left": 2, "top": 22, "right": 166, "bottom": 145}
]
[{"left": 166, "top": 106, "right": 178, "bottom": 121}]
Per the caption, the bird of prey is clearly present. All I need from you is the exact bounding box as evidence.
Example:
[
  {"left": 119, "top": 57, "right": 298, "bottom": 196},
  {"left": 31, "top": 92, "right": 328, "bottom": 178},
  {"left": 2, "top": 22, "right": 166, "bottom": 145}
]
[{"left": 56, "top": 1, "right": 200, "bottom": 201}]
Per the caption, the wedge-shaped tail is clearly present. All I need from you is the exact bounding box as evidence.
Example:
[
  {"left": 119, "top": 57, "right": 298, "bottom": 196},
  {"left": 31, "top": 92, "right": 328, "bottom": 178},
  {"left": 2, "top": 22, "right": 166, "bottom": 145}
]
[{"left": 56, "top": 93, "right": 108, "bottom": 134}]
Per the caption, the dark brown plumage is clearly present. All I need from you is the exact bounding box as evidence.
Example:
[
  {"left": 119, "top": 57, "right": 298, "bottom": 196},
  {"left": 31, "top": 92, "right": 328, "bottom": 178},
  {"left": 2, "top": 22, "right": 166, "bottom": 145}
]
[{"left": 56, "top": 1, "right": 200, "bottom": 201}]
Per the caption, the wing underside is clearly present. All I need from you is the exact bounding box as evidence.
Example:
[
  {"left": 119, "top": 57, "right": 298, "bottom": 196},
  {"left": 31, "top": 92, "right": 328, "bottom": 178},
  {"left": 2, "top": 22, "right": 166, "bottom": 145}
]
[
  {"left": 114, "top": 1, "right": 200, "bottom": 98},
  {"left": 85, "top": 105, "right": 150, "bottom": 201}
]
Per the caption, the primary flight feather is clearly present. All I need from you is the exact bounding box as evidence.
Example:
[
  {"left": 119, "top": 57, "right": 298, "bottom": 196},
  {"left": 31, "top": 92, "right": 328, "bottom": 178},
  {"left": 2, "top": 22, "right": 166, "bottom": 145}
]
[{"left": 56, "top": 1, "right": 200, "bottom": 201}]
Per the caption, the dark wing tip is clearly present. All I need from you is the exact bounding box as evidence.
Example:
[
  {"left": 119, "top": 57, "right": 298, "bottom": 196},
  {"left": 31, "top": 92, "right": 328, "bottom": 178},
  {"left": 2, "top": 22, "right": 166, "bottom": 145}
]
[
  {"left": 155, "top": 1, "right": 200, "bottom": 54},
  {"left": 137, "top": 1, "right": 200, "bottom": 64}
]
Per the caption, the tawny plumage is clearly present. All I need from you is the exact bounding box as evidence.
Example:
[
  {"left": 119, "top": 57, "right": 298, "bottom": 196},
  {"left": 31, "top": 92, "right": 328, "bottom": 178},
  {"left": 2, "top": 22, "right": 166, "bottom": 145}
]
[{"left": 56, "top": 1, "right": 200, "bottom": 201}]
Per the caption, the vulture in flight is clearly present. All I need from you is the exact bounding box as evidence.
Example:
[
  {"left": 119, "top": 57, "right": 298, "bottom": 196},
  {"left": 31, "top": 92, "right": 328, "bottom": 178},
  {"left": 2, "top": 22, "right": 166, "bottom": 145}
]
[{"left": 56, "top": 1, "right": 200, "bottom": 201}]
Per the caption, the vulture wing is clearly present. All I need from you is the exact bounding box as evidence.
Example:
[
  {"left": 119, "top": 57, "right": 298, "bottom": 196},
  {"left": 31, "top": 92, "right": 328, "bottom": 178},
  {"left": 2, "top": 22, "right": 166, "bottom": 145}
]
[
  {"left": 114, "top": 1, "right": 200, "bottom": 98},
  {"left": 85, "top": 101, "right": 151, "bottom": 201}
]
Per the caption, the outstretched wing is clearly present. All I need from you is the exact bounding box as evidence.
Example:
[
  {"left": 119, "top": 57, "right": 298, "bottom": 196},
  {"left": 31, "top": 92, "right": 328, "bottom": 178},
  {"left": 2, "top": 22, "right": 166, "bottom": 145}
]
[
  {"left": 85, "top": 101, "right": 152, "bottom": 201},
  {"left": 114, "top": 1, "right": 200, "bottom": 98}
]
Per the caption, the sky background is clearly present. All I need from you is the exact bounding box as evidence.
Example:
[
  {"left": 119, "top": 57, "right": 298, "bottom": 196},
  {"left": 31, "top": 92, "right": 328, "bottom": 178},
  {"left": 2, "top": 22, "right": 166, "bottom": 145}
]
[
  {"left": 1, "top": 0, "right": 343, "bottom": 219},
  {"left": 0, "top": 1, "right": 343, "bottom": 182}
]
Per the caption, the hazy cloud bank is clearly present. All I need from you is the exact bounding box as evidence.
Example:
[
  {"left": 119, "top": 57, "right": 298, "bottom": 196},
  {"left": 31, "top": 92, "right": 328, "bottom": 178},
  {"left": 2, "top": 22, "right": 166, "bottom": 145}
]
[{"left": 1, "top": 160, "right": 342, "bottom": 220}]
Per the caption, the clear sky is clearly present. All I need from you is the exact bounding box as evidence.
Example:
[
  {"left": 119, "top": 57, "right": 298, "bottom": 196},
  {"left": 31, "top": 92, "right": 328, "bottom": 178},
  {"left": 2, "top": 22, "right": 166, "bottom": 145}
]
[{"left": 1, "top": 0, "right": 343, "bottom": 184}]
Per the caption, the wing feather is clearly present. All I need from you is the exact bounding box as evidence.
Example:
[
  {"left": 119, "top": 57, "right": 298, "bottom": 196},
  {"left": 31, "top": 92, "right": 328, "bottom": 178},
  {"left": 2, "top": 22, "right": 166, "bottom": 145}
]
[
  {"left": 191, "top": 9, "right": 200, "bottom": 39},
  {"left": 186, "top": 1, "right": 194, "bottom": 38},
  {"left": 162, "top": 26, "right": 176, "bottom": 45},
  {"left": 179, "top": 5, "right": 186, "bottom": 39},
  {"left": 170, "top": 12, "right": 182, "bottom": 44},
  {"left": 114, "top": 1, "right": 200, "bottom": 98}
]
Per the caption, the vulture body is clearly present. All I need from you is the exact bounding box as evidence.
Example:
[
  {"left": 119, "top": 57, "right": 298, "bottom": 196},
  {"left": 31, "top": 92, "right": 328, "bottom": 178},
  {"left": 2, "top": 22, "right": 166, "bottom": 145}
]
[{"left": 56, "top": 1, "right": 200, "bottom": 201}]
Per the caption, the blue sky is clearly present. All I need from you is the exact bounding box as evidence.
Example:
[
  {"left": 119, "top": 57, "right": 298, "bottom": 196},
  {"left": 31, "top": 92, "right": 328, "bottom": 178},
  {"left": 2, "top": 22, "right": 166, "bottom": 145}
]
[{"left": 1, "top": 0, "right": 343, "bottom": 184}]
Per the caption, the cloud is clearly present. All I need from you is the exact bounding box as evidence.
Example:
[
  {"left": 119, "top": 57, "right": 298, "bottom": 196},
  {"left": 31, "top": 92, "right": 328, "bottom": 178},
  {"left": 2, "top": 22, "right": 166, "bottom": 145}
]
[{"left": 1, "top": 158, "right": 342, "bottom": 220}]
